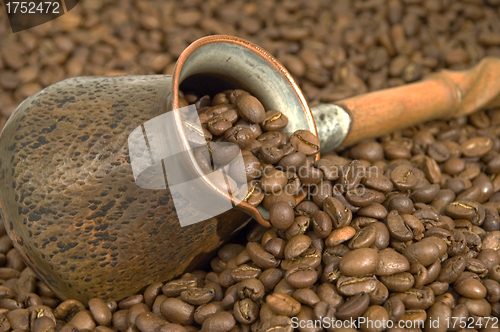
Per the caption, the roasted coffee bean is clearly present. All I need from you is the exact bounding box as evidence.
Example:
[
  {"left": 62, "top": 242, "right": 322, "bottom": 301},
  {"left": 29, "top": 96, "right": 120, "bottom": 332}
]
[
  {"left": 387, "top": 210, "right": 413, "bottom": 241},
  {"left": 402, "top": 237, "right": 445, "bottom": 266},
  {"left": 337, "top": 275, "right": 377, "bottom": 296},
  {"left": 383, "top": 297, "right": 405, "bottom": 322},
  {"left": 257, "top": 131, "right": 285, "bottom": 148},
  {"left": 164, "top": 274, "right": 199, "bottom": 296},
  {"left": 235, "top": 94, "right": 265, "bottom": 124},
  {"left": 339, "top": 248, "right": 379, "bottom": 277},
  {"left": 323, "top": 197, "right": 352, "bottom": 228},
  {"left": 193, "top": 302, "right": 223, "bottom": 325},
  {"left": 224, "top": 125, "right": 254, "bottom": 149},
  {"left": 425, "top": 301, "right": 451, "bottom": 332},
  {"left": 295, "top": 201, "right": 320, "bottom": 217},
  {"left": 285, "top": 264, "right": 317, "bottom": 288},
  {"left": 455, "top": 277, "right": 487, "bottom": 299},
  {"left": 360, "top": 305, "right": 389, "bottom": 332},
  {"left": 358, "top": 203, "right": 388, "bottom": 219},
  {"left": 311, "top": 210, "right": 333, "bottom": 239},
  {"left": 336, "top": 292, "right": 370, "bottom": 320},
  {"left": 180, "top": 287, "right": 215, "bottom": 305},
  {"left": 346, "top": 188, "right": 385, "bottom": 207},
  {"left": 461, "top": 137, "right": 493, "bottom": 158},
  {"left": 136, "top": 312, "right": 168, "bottom": 332},
  {"left": 246, "top": 242, "right": 280, "bottom": 269},
  {"left": 391, "top": 164, "right": 418, "bottom": 190},
  {"left": 292, "top": 288, "right": 321, "bottom": 307},
  {"left": 399, "top": 287, "right": 434, "bottom": 310},
  {"left": 89, "top": 298, "right": 113, "bottom": 326},
  {"left": 233, "top": 298, "right": 259, "bottom": 324},
  {"left": 259, "top": 268, "right": 283, "bottom": 292},
  {"left": 314, "top": 159, "right": 340, "bottom": 180},
  {"left": 362, "top": 171, "right": 394, "bottom": 193},
  {"left": 349, "top": 141, "right": 384, "bottom": 162},
  {"left": 374, "top": 248, "right": 410, "bottom": 276},
  {"left": 289, "top": 130, "right": 320, "bottom": 156},
  {"left": 68, "top": 310, "right": 96, "bottom": 331},
  {"left": 269, "top": 202, "right": 294, "bottom": 229},
  {"left": 261, "top": 111, "right": 288, "bottom": 132},
  {"left": 201, "top": 311, "right": 235, "bottom": 332},
  {"left": 266, "top": 293, "right": 301, "bottom": 317},
  {"left": 457, "top": 297, "right": 491, "bottom": 317},
  {"left": 160, "top": 298, "right": 195, "bottom": 325}
]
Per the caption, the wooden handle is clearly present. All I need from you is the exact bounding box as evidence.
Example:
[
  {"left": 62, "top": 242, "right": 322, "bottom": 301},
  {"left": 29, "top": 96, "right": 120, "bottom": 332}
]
[{"left": 337, "top": 57, "right": 500, "bottom": 147}]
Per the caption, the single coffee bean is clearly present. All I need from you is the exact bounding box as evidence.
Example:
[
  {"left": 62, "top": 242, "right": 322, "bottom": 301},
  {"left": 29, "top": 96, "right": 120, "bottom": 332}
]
[
  {"left": 292, "top": 288, "right": 321, "bottom": 307},
  {"left": 390, "top": 164, "right": 418, "bottom": 190},
  {"left": 160, "top": 298, "right": 195, "bottom": 325},
  {"left": 233, "top": 298, "right": 259, "bottom": 324},
  {"left": 261, "top": 110, "right": 288, "bottom": 132},
  {"left": 311, "top": 210, "right": 333, "bottom": 239},
  {"left": 323, "top": 197, "right": 352, "bottom": 228},
  {"left": 358, "top": 203, "right": 388, "bottom": 219},
  {"left": 359, "top": 305, "right": 389, "bottom": 332},
  {"left": 336, "top": 292, "right": 370, "bottom": 320},
  {"left": 89, "top": 298, "right": 112, "bottom": 326},
  {"left": 135, "top": 312, "right": 167, "bottom": 332},
  {"left": 339, "top": 248, "right": 379, "bottom": 277},
  {"left": 455, "top": 277, "right": 487, "bottom": 299},
  {"left": 162, "top": 277, "right": 197, "bottom": 297},
  {"left": 337, "top": 275, "right": 377, "bottom": 296},
  {"left": 349, "top": 141, "right": 384, "bottom": 162},
  {"left": 399, "top": 286, "right": 434, "bottom": 310},
  {"left": 289, "top": 130, "right": 320, "bottom": 156},
  {"left": 461, "top": 137, "right": 493, "bottom": 158},
  {"left": 259, "top": 144, "right": 284, "bottom": 164},
  {"left": 266, "top": 293, "right": 301, "bottom": 317},
  {"left": 346, "top": 188, "right": 385, "bottom": 207},
  {"left": 257, "top": 131, "right": 285, "bottom": 148},
  {"left": 362, "top": 171, "right": 394, "bottom": 193},
  {"left": 386, "top": 210, "right": 413, "bottom": 241},
  {"left": 284, "top": 235, "right": 311, "bottom": 261},
  {"left": 194, "top": 302, "right": 224, "bottom": 325},
  {"left": 457, "top": 297, "right": 491, "bottom": 317},
  {"left": 278, "top": 152, "right": 307, "bottom": 172},
  {"left": 402, "top": 237, "right": 443, "bottom": 266},
  {"left": 314, "top": 158, "right": 340, "bottom": 180},
  {"left": 235, "top": 94, "right": 265, "bottom": 124},
  {"left": 247, "top": 242, "right": 280, "bottom": 269},
  {"left": 259, "top": 268, "right": 283, "bottom": 292},
  {"left": 380, "top": 272, "right": 414, "bottom": 292},
  {"left": 268, "top": 201, "right": 296, "bottom": 230},
  {"left": 224, "top": 125, "right": 254, "bottom": 149},
  {"left": 201, "top": 311, "right": 236, "bottom": 332},
  {"left": 285, "top": 264, "right": 318, "bottom": 288},
  {"left": 384, "top": 297, "right": 405, "bottom": 322},
  {"left": 374, "top": 248, "right": 410, "bottom": 276},
  {"left": 425, "top": 301, "right": 451, "bottom": 332},
  {"left": 328, "top": 226, "right": 357, "bottom": 247},
  {"left": 312, "top": 301, "right": 336, "bottom": 324},
  {"left": 180, "top": 287, "right": 215, "bottom": 305}
]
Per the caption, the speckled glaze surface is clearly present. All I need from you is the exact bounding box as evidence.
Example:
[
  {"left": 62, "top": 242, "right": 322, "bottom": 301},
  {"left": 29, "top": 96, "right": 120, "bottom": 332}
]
[{"left": 0, "top": 75, "right": 250, "bottom": 303}]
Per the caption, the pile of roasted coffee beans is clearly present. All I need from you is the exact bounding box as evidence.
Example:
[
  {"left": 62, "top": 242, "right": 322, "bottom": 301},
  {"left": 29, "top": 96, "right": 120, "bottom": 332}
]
[
  {"left": 2, "top": 0, "right": 500, "bottom": 332},
  {"left": 2, "top": 91, "right": 500, "bottom": 331}
]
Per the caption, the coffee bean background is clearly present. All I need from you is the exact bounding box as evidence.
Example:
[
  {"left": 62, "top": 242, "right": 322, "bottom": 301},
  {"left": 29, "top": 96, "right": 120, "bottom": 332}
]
[{"left": 1, "top": 0, "right": 500, "bottom": 331}]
